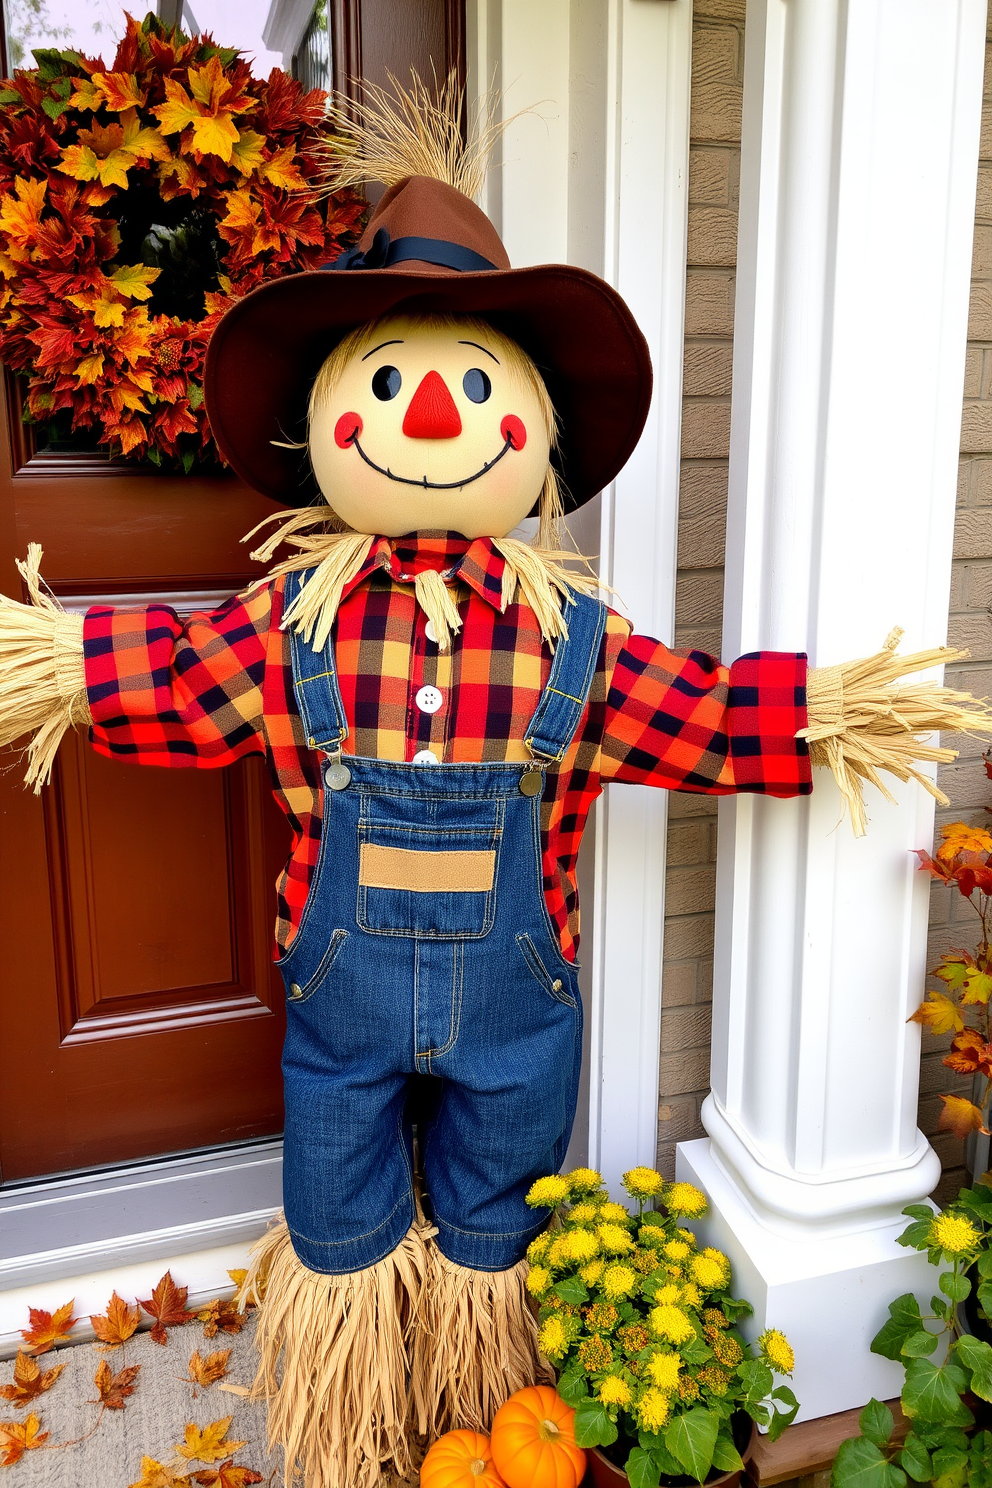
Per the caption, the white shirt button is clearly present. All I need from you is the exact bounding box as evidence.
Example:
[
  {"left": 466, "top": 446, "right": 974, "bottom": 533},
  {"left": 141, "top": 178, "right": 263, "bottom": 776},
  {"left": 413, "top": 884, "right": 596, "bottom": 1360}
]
[
  {"left": 412, "top": 749, "right": 440, "bottom": 765},
  {"left": 415, "top": 685, "right": 443, "bottom": 714},
  {"left": 424, "top": 619, "right": 438, "bottom": 644}
]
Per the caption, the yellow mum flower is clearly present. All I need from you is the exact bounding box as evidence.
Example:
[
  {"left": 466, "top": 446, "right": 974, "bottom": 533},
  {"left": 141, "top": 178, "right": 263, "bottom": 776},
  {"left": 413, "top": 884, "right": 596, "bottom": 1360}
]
[
  {"left": 526, "top": 1265, "right": 552, "bottom": 1297},
  {"left": 599, "top": 1203, "right": 632, "bottom": 1225},
  {"left": 637, "top": 1388, "right": 671, "bottom": 1433},
  {"left": 649, "top": 1305, "right": 696, "bottom": 1345},
  {"left": 634, "top": 1248, "right": 658, "bottom": 1274},
  {"left": 677, "top": 1229, "right": 696, "bottom": 1245},
  {"left": 580, "top": 1259, "right": 606, "bottom": 1287},
  {"left": 599, "top": 1375, "right": 634, "bottom": 1409},
  {"left": 654, "top": 1284, "right": 681, "bottom": 1305},
  {"left": 567, "top": 1167, "right": 604, "bottom": 1194},
  {"left": 538, "top": 1316, "right": 570, "bottom": 1361},
  {"left": 646, "top": 1352, "right": 682, "bottom": 1391},
  {"left": 547, "top": 1234, "right": 574, "bottom": 1269},
  {"left": 691, "top": 1255, "right": 728, "bottom": 1290},
  {"left": 759, "top": 1328, "right": 795, "bottom": 1375},
  {"left": 680, "top": 1283, "right": 702, "bottom": 1309},
  {"left": 665, "top": 1240, "right": 690, "bottom": 1261},
  {"left": 598, "top": 1223, "right": 635, "bottom": 1255},
  {"left": 623, "top": 1167, "right": 665, "bottom": 1199},
  {"left": 563, "top": 1229, "right": 600, "bottom": 1262},
  {"left": 527, "top": 1176, "right": 570, "bottom": 1209},
  {"left": 665, "top": 1183, "right": 707, "bottom": 1217},
  {"left": 570, "top": 1201, "right": 601, "bottom": 1224},
  {"left": 601, "top": 1264, "right": 639, "bottom": 1302},
  {"left": 928, "top": 1212, "right": 980, "bottom": 1257},
  {"left": 527, "top": 1232, "right": 552, "bottom": 1264}
]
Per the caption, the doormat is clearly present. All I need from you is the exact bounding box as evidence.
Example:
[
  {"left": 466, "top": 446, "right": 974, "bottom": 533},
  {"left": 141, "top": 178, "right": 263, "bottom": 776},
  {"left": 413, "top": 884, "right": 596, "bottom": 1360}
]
[{"left": 0, "top": 1292, "right": 427, "bottom": 1486}]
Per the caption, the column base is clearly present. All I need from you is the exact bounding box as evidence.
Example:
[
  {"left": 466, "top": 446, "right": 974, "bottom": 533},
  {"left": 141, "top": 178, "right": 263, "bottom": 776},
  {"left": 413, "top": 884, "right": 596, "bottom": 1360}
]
[{"left": 676, "top": 1138, "right": 941, "bottom": 1422}]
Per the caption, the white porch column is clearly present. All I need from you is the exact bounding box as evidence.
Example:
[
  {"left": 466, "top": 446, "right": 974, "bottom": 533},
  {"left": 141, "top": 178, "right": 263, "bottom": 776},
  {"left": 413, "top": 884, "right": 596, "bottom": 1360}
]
[{"left": 676, "top": 0, "right": 986, "bottom": 1422}]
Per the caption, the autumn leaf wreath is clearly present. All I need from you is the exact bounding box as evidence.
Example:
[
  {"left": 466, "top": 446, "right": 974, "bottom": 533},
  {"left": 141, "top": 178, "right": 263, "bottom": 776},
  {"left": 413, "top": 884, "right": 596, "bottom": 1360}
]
[{"left": 0, "top": 11, "right": 365, "bottom": 470}]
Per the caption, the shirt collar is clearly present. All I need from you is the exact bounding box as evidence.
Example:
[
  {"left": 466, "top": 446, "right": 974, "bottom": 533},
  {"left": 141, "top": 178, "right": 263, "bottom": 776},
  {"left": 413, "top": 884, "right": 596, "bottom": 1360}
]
[{"left": 339, "top": 533, "right": 507, "bottom": 611}]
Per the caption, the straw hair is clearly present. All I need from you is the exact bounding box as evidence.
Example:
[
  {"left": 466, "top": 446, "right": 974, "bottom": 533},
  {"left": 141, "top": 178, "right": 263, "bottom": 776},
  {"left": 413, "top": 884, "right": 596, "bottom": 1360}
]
[
  {"left": 0, "top": 543, "right": 90, "bottom": 791},
  {"left": 240, "top": 1217, "right": 431, "bottom": 1488},
  {"left": 803, "top": 627, "right": 992, "bottom": 834},
  {"left": 414, "top": 1246, "right": 553, "bottom": 1435},
  {"left": 318, "top": 69, "right": 503, "bottom": 200}
]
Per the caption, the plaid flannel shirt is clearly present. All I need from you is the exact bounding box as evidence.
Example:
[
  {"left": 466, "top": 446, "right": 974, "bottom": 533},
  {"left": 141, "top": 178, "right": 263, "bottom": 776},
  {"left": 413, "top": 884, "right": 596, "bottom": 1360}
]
[{"left": 83, "top": 534, "right": 811, "bottom": 961}]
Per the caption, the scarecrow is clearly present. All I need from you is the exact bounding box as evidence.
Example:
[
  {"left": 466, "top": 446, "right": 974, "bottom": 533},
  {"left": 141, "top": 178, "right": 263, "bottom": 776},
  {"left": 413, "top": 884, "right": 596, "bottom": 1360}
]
[{"left": 0, "top": 78, "right": 989, "bottom": 1488}]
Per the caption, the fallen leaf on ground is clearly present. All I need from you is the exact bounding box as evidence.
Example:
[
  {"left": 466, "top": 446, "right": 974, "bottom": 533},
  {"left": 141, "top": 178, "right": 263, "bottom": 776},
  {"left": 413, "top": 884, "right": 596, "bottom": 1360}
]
[
  {"left": 0, "top": 1350, "right": 65, "bottom": 1405},
  {"left": 139, "top": 1271, "right": 195, "bottom": 1345},
  {"left": 176, "top": 1416, "right": 247, "bottom": 1464},
  {"left": 91, "top": 1291, "right": 141, "bottom": 1349},
  {"left": 184, "top": 1349, "right": 232, "bottom": 1387},
  {"left": 217, "top": 1383, "right": 250, "bottom": 1397},
  {"left": 127, "top": 1457, "right": 194, "bottom": 1488},
  {"left": 196, "top": 1300, "right": 247, "bottom": 1338},
  {"left": 20, "top": 1299, "right": 77, "bottom": 1355},
  {"left": 192, "top": 1458, "right": 263, "bottom": 1487},
  {"left": 91, "top": 1359, "right": 141, "bottom": 1409},
  {"left": 0, "top": 1412, "right": 49, "bottom": 1465}
]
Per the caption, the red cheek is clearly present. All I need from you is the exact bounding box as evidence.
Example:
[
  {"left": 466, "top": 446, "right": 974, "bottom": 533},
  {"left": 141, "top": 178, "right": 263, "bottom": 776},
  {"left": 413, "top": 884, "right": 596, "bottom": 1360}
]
[
  {"left": 334, "top": 412, "right": 363, "bottom": 448},
  {"left": 500, "top": 414, "right": 527, "bottom": 451}
]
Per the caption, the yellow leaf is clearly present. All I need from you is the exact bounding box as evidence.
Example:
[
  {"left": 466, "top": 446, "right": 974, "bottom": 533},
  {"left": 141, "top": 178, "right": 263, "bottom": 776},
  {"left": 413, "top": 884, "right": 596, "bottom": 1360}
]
[
  {"left": 185, "top": 1348, "right": 231, "bottom": 1387},
  {"left": 260, "top": 144, "right": 305, "bottom": 191},
  {"left": 69, "top": 77, "right": 103, "bottom": 110},
  {"left": 58, "top": 144, "right": 101, "bottom": 183},
  {"left": 67, "top": 286, "right": 126, "bottom": 327},
  {"left": 226, "top": 1270, "right": 247, "bottom": 1290},
  {"left": 109, "top": 263, "right": 161, "bottom": 301},
  {"left": 93, "top": 70, "right": 146, "bottom": 111},
  {"left": 0, "top": 1412, "right": 48, "bottom": 1467},
  {"left": 121, "top": 109, "right": 171, "bottom": 163},
  {"left": 963, "top": 970, "right": 992, "bottom": 1006},
  {"left": 176, "top": 1416, "right": 246, "bottom": 1464},
  {"left": 908, "top": 991, "right": 965, "bottom": 1036},
  {"left": 220, "top": 190, "right": 260, "bottom": 236},
  {"left": 186, "top": 55, "right": 249, "bottom": 115},
  {"left": 74, "top": 352, "right": 105, "bottom": 385},
  {"left": 230, "top": 130, "right": 266, "bottom": 176},
  {"left": 154, "top": 78, "right": 199, "bottom": 136},
  {"left": 0, "top": 176, "right": 47, "bottom": 246},
  {"left": 127, "top": 1457, "right": 192, "bottom": 1488},
  {"left": 938, "top": 1093, "right": 990, "bottom": 1140},
  {"left": 189, "top": 113, "right": 240, "bottom": 162}
]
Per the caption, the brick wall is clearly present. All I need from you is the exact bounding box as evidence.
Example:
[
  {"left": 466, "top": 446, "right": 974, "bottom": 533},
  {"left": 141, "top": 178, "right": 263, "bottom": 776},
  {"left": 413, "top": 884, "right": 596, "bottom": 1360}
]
[
  {"left": 657, "top": 0, "right": 743, "bottom": 1175},
  {"left": 919, "top": 5, "right": 992, "bottom": 1207}
]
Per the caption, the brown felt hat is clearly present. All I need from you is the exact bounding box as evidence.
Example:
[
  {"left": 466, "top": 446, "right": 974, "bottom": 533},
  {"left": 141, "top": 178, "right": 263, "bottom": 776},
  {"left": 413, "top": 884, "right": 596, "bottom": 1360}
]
[{"left": 204, "top": 175, "right": 653, "bottom": 511}]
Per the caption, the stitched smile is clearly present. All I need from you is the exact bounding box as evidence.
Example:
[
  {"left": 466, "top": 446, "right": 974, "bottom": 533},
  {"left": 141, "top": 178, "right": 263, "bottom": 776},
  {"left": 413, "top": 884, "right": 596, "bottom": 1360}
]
[{"left": 350, "top": 433, "right": 514, "bottom": 489}]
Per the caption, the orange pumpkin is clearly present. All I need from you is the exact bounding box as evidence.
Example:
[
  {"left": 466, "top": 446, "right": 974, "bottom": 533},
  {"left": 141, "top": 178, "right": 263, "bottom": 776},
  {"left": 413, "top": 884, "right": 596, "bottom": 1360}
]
[
  {"left": 489, "top": 1386, "right": 587, "bottom": 1488},
  {"left": 421, "top": 1430, "right": 508, "bottom": 1488}
]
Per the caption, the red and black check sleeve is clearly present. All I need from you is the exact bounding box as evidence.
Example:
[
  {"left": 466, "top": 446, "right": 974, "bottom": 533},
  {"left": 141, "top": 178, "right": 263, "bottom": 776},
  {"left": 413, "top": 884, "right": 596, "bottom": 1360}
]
[
  {"left": 598, "top": 632, "right": 812, "bottom": 797},
  {"left": 83, "top": 593, "right": 269, "bottom": 766}
]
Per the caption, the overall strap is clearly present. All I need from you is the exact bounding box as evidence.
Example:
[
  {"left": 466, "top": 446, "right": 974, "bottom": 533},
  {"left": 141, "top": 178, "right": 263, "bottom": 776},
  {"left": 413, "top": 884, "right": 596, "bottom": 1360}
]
[
  {"left": 284, "top": 568, "right": 349, "bottom": 753},
  {"left": 525, "top": 591, "right": 608, "bottom": 763}
]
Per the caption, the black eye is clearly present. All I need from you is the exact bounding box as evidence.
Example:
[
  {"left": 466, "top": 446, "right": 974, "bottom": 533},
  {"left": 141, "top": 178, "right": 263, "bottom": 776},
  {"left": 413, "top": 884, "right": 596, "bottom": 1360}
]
[
  {"left": 462, "top": 368, "right": 491, "bottom": 403},
  {"left": 372, "top": 365, "right": 402, "bottom": 400}
]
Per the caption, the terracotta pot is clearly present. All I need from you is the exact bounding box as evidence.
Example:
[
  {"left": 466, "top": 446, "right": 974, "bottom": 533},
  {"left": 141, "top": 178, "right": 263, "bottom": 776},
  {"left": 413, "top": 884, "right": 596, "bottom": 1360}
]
[{"left": 585, "top": 1421, "right": 755, "bottom": 1488}]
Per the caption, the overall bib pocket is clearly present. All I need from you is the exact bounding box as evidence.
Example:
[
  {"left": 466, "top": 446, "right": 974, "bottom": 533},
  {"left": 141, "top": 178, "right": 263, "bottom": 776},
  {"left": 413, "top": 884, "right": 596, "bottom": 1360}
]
[{"left": 356, "top": 793, "right": 504, "bottom": 938}]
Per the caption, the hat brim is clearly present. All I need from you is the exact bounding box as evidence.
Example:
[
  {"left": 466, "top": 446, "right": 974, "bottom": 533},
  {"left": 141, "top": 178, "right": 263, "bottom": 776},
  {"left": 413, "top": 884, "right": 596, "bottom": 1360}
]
[{"left": 203, "top": 264, "right": 653, "bottom": 511}]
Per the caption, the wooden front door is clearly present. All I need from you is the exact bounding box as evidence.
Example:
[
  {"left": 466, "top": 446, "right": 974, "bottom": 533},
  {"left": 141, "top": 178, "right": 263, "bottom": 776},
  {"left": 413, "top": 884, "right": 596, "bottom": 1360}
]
[{"left": 0, "top": 0, "right": 464, "bottom": 1184}]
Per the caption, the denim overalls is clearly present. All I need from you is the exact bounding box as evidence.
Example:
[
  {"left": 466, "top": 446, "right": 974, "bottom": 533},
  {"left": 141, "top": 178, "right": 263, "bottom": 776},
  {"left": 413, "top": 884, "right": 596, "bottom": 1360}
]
[{"left": 277, "top": 569, "right": 607, "bottom": 1275}]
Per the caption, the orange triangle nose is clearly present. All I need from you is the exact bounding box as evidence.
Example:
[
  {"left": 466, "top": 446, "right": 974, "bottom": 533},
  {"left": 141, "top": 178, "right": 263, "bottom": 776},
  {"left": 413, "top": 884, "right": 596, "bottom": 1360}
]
[{"left": 402, "top": 370, "right": 463, "bottom": 439}]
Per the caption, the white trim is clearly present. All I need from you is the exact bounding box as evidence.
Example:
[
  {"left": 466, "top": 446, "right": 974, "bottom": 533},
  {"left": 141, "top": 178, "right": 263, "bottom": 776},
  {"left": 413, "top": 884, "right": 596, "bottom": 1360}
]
[
  {"left": 261, "top": 0, "right": 315, "bottom": 60},
  {"left": 466, "top": 0, "right": 692, "bottom": 1191}
]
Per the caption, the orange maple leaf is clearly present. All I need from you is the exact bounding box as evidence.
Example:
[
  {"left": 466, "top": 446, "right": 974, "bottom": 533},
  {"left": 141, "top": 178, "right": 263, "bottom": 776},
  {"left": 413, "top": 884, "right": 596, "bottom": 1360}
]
[
  {"left": 128, "top": 1457, "right": 193, "bottom": 1488},
  {"left": 938, "top": 1093, "right": 990, "bottom": 1140},
  {"left": 0, "top": 1412, "right": 48, "bottom": 1466},
  {"left": 139, "top": 1271, "right": 195, "bottom": 1345},
  {"left": 93, "top": 70, "right": 146, "bottom": 111},
  {"left": 176, "top": 1416, "right": 246, "bottom": 1464},
  {"left": 943, "top": 1027, "right": 992, "bottom": 1077},
  {"left": 937, "top": 822, "right": 992, "bottom": 864},
  {"left": 66, "top": 285, "right": 125, "bottom": 328},
  {"left": 90, "top": 1291, "right": 141, "bottom": 1350},
  {"left": 184, "top": 1349, "right": 232, "bottom": 1388},
  {"left": 0, "top": 177, "right": 47, "bottom": 249},
  {"left": 0, "top": 1350, "right": 65, "bottom": 1406},
  {"left": 20, "top": 1299, "right": 76, "bottom": 1355},
  {"left": 154, "top": 56, "right": 252, "bottom": 163},
  {"left": 196, "top": 1299, "right": 247, "bottom": 1339},
  {"left": 908, "top": 991, "right": 965, "bottom": 1036},
  {"left": 260, "top": 145, "right": 305, "bottom": 192},
  {"left": 91, "top": 1359, "right": 141, "bottom": 1410},
  {"left": 191, "top": 1459, "right": 263, "bottom": 1487}
]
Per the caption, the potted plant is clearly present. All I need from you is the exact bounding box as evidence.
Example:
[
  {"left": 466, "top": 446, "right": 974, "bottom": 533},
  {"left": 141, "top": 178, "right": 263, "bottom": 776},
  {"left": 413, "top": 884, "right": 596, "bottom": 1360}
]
[{"left": 523, "top": 1167, "right": 799, "bottom": 1487}]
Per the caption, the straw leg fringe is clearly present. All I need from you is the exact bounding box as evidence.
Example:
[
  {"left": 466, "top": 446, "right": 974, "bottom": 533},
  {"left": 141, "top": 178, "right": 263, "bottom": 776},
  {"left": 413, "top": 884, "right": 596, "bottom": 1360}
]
[
  {"left": 414, "top": 1246, "right": 553, "bottom": 1437},
  {"left": 241, "top": 1217, "right": 431, "bottom": 1488}
]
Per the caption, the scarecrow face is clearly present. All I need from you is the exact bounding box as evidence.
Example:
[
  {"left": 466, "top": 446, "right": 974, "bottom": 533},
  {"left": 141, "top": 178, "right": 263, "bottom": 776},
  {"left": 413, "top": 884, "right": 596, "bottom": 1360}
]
[{"left": 308, "top": 316, "right": 552, "bottom": 539}]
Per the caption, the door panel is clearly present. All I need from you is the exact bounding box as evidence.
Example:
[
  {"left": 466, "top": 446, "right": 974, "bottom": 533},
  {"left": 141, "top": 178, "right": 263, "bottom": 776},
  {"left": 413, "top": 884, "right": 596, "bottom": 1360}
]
[{"left": 0, "top": 0, "right": 464, "bottom": 1184}]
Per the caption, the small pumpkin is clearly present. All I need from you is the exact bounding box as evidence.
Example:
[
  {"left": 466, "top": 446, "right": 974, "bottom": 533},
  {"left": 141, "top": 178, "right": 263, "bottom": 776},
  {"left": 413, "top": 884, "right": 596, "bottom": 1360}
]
[
  {"left": 490, "top": 1385, "right": 587, "bottom": 1488},
  {"left": 421, "top": 1429, "right": 508, "bottom": 1488}
]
